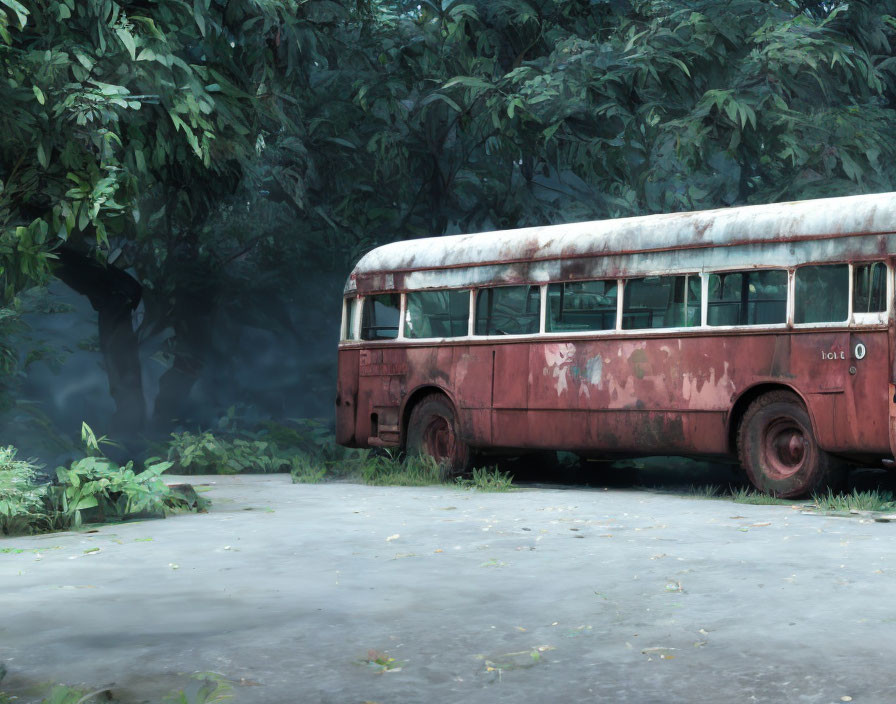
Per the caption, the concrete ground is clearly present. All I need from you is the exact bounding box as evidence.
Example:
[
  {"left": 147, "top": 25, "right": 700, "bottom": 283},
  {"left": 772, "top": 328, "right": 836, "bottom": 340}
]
[{"left": 2, "top": 473, "right": 895, "bottom": 704}]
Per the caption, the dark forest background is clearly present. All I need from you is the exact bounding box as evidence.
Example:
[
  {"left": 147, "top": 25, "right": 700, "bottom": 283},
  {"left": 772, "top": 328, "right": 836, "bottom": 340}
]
[{"left": 2, "top": 0, "right": 896, "bottom": 464}]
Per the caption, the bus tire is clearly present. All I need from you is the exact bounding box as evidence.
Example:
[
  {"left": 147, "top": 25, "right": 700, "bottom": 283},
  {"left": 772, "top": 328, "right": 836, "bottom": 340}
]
[
  {"left": 406, "top": 394, "right": 470, "bottom": 478},
  {"left": 738, "top": 391, "right": 844, "bottom": 498}
]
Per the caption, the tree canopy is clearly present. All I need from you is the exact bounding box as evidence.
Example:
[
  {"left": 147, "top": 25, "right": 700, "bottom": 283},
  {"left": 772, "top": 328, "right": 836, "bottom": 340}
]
[{"left": 2, "top": 0, "right": 896, "bottom": 435}]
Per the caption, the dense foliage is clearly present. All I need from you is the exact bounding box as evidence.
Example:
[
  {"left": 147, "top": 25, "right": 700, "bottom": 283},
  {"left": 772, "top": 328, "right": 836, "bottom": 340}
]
[
  {"left": 0, "top": 425, "right": 203, "bottom": 535},
  {"left": 1, "top": 0, "right": 895, "bottom": 438}
]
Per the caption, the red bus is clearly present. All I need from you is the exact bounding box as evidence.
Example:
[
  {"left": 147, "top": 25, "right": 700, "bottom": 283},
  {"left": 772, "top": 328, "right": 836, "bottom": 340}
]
[{"left": 335, "top": 192, "right": 896, "bottom": 497}]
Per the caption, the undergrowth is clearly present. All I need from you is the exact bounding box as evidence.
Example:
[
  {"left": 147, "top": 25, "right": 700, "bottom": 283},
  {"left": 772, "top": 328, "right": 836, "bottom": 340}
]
[
  {"left": 159, "top": 416, "right": 343, "bottom": 475},
  {"left": 0, "top": 673, "right": 231, "bottom": 704},
  {"left": 730, "top": 487, "right": 794, "bottom": 505},
  {"left": 682, "top": 484, "right": 896, "bottom": 512},
  {"left": 810, "top": 489, "right": 896, "bottom": 513},
  {"left": 0, "top": 424, "right": 206, "bottom": 537},
  {"left": 289, "top": 448, "right": 515, "bottom": 491},
  {"left": 456, "top": 466, "right": 515, "bottom": 492}
]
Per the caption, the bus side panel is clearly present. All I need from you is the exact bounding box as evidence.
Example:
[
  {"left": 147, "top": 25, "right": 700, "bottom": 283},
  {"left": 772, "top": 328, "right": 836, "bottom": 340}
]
[
  {"left": 490, "top": 408, "right": 728, "bottom": 454},
  {"left": 335, "top": 348, "right": 360, "bottom": 447},
  {"left": 524, "top": 337, "right": 735, "bottom": 454},
  {"left": 356, "top": 348, "right": 409, "bottom": 445},
  {"left": 517, "top": 333, "right": 889, "bottom": 456},
  {"left": 830, "top": 330, "right": 890, "bottom": 454},
  {"left": 354, "top": 345, "right": 495, "bottom": 449}
]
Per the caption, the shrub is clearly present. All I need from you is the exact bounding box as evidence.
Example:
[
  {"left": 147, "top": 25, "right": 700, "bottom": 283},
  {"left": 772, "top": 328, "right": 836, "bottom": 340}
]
[
  {"left": 0, "top": 424, "right": 207, "bottom": 536},
  {"left": 163, "top": 431, "right": 291, "bottom": 475},
  {"left": 0, "top": 446, "right": 55, "bottom": 535}
]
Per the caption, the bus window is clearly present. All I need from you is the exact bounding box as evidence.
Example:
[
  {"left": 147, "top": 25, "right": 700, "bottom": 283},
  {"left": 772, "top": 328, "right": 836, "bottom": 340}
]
[
  {"left": 795, "top": 264, "right": 848, "bottom": 324},
  {"left": 853, "top": 262, "right": 887, "bottom": 314},
  {"left": 404, "top": 290, "right": 470, "bottom": 338},
  {"left": 475, "top": 285, "right": 540, "bottom": 335},
  {"left": 547, "top": 280, "right": 617, "bottom": 332},
  {"left": 707, "top": 270, "right": 787, "bottom": 326},
  {"left": 360, "top": 294, "right": 401, "bottom": 340},
  {"left": 622, "top": 275, "right": 699, "bottom": 329},
  {"left": 342, "top": 298, "right": 356, "bottom": 340}
]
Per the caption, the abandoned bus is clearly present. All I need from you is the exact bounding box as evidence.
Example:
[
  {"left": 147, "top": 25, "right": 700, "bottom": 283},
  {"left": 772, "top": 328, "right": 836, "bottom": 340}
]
[{"left": 335, "top": 192, "right": 896, "bottom": 497}]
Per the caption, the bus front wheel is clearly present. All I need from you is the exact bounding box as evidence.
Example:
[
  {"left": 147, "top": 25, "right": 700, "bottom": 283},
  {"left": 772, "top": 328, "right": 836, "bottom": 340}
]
[
  {"left": 738, "top": 391, "right": 844, "bottom": 498},
  {"left": 406, "top": 394, "right": 470, "bottom": 478}
]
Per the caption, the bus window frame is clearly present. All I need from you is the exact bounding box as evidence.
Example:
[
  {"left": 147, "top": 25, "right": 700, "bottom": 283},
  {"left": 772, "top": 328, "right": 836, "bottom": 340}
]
[
  {"left": 791, "top": 263, "right": 850, "bottom": 328},
  {"left": 542, "top": 279, "right": 622, "bottom": 337},
  {"left": 702, "top": 266, "right": 791, "bottom": 331},
  {"left": 338, "top": 260, "right": 892, "bottom": 346},
  {"left": 402, "top": 289, "right": 473, "bottom": 340},
  {"left": 850, "top": 261, "right": 891, "bottom": 326},
  {"left": 472, "top": 283, "right": 543, "bottom": 338},
  {"left": 340, "top": 297, "right": 359, "bottom": 341},
  {"left": 790, "top": 261, "right": 892, "bottom": 329},
  {"left": 619, "top": 272, "right": 702, "bottom": 331}
]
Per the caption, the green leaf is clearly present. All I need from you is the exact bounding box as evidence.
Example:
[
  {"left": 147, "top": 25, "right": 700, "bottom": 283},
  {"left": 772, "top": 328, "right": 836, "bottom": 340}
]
[
  {"left": 325, "top": 137, "right": 357, "bottom": 149},
  {"left": 443, "top": 76, "right": 493, "bottom": 91},
  {"left": 419, "top": 92, "right": 462, "bottom": 112},
  {"left": 115, "top": 28, "right": 137, "bottom": 61},
  {"left": 0, "top": 0, "right": 28, "bottom": 28},
  {"left": 193, "top": 0, "right": 206, "bottom": 36},
  {"left": 32, "top": 85, "right": 44, "bottom": 105}
]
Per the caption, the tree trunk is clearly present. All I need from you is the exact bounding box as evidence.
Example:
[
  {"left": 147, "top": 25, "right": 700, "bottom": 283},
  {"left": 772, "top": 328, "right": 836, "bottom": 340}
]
[
  {"left": 54, "top": 249, "right": 146, "bottom": 435},
  {"left": 151, "top": 266, "right": 218, "bottom": 428}
]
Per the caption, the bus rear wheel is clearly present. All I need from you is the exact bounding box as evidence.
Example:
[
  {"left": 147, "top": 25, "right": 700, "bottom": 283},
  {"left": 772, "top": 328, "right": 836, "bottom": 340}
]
[
  {"left": 406, "top": 394, "right": 470, "bottom": 478},
  {"left": 738, "top": 391, "right": 844, "bottom": 498}
]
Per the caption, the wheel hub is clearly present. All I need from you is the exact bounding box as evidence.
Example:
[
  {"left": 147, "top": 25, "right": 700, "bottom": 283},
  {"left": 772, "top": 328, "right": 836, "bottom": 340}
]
[
  {"left": 423, "top": 417, "right": 452, "bottom": 460},
  {"left": 763, "top": 418, "right": 808, "bottom": 479}
]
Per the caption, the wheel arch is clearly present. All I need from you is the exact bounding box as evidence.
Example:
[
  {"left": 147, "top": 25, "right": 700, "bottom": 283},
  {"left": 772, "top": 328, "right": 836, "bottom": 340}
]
[
  {"left": 400, "top": 384, "right": 460, "bottom": 448},
  {"left": 727, "top": 382, "right": 817, "bottom": 454}
]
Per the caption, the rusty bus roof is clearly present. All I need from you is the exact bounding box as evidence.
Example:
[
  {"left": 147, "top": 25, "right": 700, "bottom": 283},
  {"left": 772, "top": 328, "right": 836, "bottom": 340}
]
[{"left": 347, "top": 192, "right": 896, "bottom": 294}]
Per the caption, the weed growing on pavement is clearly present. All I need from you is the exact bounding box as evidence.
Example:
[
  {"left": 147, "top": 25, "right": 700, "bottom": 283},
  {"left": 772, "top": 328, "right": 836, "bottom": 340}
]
[
  {"left": 684, "top": 484, "right": 724, "bottom": 499},
  {"left": 288, "top": 454, "right": 329, "bottom": 483},
  {"left": 457, "top": 466, "right": 515, "bottom": 492},
  {"left": 810, "top": 489, "right": 896, "bottom": 513},
  {"left": 289, "top": 448, "right": 516, "bottom": 491},
  {"left": 730, "top": 487, "right": 793, "bottom": 505},
  {"left": 0, "top": 673, "right": 232, "bottom": 704},
  {"left": 360, "top": 451, "right": 446, "bottom": 486}
]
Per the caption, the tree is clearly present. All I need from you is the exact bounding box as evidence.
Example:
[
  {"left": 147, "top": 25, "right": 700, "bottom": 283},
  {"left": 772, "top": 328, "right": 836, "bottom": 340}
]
[{"left": 0, "top": 0, "right": 362, "bottom": 433}]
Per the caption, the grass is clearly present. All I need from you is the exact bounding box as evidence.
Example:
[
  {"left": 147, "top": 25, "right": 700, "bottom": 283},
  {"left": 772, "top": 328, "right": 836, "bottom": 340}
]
[
  {"left": 456, "top": 466, "right": 515, "bottom": 492},
  {"left": 289, "top": 449, "right": 515, "bottom": 491},
  {"left": 684, "top": 484, "right": 724, "bottom": 499},
  {"left": 730, "top": 487, "right": 794, "bottom": 505},
  {"left": 0, "top": 674, "right": 232, "bottom": 704},
  {"left": 678, "top": 484, "right": 896, "bottom": 512},
  {"left": 810, "top": 489, "right": 896, "bottom": 513},
  {"left": 360, "top": 452, "right": 446, "bottom": 486}
]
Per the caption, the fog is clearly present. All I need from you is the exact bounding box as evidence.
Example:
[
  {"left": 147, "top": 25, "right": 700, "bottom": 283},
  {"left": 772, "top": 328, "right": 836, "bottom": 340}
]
[{"left": 3, "top": 269, "right": 347, "bottom": 468}]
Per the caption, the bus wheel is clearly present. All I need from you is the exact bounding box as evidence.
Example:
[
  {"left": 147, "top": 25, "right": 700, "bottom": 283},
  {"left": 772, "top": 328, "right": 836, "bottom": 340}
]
[
  {"left": 406, "top": 394, "right": 470, "bottom": 478},
  {"left": 738, "top": 391, "right": 844, "bottom": 498}
]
